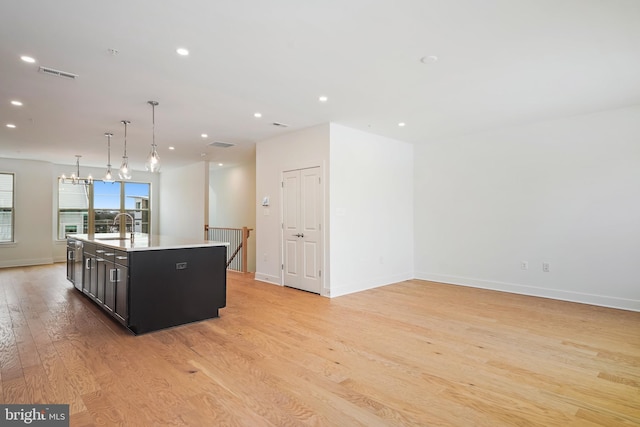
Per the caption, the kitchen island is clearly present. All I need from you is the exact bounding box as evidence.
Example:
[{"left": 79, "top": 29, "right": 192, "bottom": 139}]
[{"left": 67, "top": 233, "right": 228, "bottom": 335}]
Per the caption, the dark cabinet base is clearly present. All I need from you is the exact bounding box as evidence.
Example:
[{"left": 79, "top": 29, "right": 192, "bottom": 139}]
[
  {"left": 128, "top": 246, "right": 227, "bottom": 335},
  {"left": 72, "top": 238, "right": 226, "bottom": 335}
]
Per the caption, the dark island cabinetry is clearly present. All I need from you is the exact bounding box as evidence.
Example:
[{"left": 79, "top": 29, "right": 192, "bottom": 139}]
[{"left": 67, "top": 235, "right": 227, "bottom": 335}]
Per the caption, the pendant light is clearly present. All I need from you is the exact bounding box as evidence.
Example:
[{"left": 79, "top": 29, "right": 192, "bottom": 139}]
[
  {"left": 118, "top": 120, "right": 132, "bottom": 180},
  {"left": 104, "top": 132, "right": 115, "bottom": 182},
  {"left": 59, "top": 155, "right": 93, "bottom": 185},
  {"left": 145, "top": 100, "right": 161, "bottom": 172}
]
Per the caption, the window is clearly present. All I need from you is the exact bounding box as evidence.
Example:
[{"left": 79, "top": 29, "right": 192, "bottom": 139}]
[
  {"left": 58, "top": 180, "right": 90, "bottom": 239},
  {"left": 93, "top": 181, "right": 122, "bottom": 233},
  {"left": 0, "top": 173, "right": 14, "bottom": 243},
  {"left": 125, "top": 182, "right": 150, "bottom": 234},
  {"left": 58, "top": 180, "right": 151, "bottom": 239}
]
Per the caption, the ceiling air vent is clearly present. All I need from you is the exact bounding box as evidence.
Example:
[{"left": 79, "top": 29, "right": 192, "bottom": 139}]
[
  {"left": 38, "top": 66, "right": 79, "bottom": 80},
  {"left": 208, "top": 141, "right": 235, "bottom": 148},
  {"left": 272, "top": 122, "right": 289, "bottom": 128}
]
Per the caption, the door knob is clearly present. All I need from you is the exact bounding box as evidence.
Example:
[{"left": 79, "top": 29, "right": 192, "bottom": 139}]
[{"left": 294, "top": 233, "right": 305, "bottom": 238}]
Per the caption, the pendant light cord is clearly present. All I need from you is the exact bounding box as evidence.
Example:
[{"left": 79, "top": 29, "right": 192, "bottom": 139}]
[
  {"left": 152, "top": 102, "right": 156, "bottom": 149},
  {"left": 123, "top": 121, "right": 128, "bottom": 156}
]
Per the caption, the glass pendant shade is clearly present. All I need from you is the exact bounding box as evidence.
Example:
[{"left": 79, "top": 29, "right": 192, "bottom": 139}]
[
  {"left": 145, "top": 101, "right": 161, "bottom": 172},
  {"left": 119, "top": 157, "right": 131, "bottom": 180},
  {"left": 145, "top": 147, "right": 161, "bottom": 172},
  {"left": 104, "top": 133, "right": 115, "bottom": 182},
  {"left": 119, "top": 120, "right": 132, "bottom": 180}
]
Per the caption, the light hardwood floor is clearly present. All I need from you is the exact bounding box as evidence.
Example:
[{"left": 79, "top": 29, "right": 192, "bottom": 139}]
[{"left": 0, "top": 263, "right": 638, "bottom": 426}]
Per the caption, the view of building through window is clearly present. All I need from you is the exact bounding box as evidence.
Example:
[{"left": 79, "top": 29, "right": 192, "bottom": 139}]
[
  {"left": 0, "top": 173, "right": 14, "bottom": 242},
  {"left": 58, "top": 180, "right": 150, "bottom": 239}
]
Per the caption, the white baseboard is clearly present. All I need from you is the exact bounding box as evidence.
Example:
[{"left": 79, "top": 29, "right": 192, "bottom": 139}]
[
  {"left": 254, "top": 272, "right": 282, "bottom": 286},
  {"left": 0, "top": 258, "right": 54, "bottom": 269},
  {"left": 415, "top": 271, "right": 640, "bottom": 312},
  {"left": 329, "top": 272, "right": 413, "bottom": 298}
]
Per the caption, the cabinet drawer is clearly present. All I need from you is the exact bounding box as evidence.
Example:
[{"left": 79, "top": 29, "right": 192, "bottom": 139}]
[
  {"left": 97, "top": 246, "right": 115, "bottom": 263},
  {"left": 114, "top": 250, "right": 129, "bottom": 266}
]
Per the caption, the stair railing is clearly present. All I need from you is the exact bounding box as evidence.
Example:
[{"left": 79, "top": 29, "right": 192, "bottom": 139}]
[{"left": 204, "top": 225, "right": 252, "bottom": 273}]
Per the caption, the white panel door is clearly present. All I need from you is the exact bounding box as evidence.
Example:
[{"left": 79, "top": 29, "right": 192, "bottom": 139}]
[{"left": 282, "top": 167, "right": 322, "bottom": 294}]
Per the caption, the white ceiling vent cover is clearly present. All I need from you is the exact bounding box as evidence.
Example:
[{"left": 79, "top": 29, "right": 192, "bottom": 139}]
[
  {"left": 38, "top": 66, "right": 79, "bottom": 80},
  {"left": 208, "top": 141, "right": 235, "bottom": 148}
]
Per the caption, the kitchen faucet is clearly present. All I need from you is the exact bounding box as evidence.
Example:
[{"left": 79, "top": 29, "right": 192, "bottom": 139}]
[{"left": 113, "top": 212, "right": 135, "bottom": 243}]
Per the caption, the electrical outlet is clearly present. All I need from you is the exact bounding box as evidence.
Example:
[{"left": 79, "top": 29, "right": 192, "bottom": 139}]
[
  {"left": 542, "top": 262, "right": 550, "bottom": 272},
  {"left": 520, "top": 261, "right": 528, "bottom": 270}
]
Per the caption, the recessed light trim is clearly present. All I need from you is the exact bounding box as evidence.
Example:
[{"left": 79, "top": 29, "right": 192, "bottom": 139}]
[
  {"left": 254, "top": 112, "right": 262, "bottom": 118},
  {"left": 176, "top": 48, "right": 189, "bottom": 56},
  {"left": 6, "top": 124, "right": 16, "bottom": 128},
  {"left": 11, "top": 100, "right": 23, "bottom": 106},
  {"left": 20, "top": 55, "right": 36, "bottom": 63}
]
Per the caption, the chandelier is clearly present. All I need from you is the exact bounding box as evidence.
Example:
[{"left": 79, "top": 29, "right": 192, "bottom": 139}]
[{"left": 59, "top": 155, "right": 93, "bottom": 185}]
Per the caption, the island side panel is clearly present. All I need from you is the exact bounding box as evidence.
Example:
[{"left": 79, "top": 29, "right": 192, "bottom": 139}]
[{"left": 127, "top": 245, "right": 227, "bottom": 335}]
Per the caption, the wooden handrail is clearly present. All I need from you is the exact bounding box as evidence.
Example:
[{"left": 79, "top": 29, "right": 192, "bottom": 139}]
[{"left": 205, "top": 225, "right": 252, "bottom": 273}]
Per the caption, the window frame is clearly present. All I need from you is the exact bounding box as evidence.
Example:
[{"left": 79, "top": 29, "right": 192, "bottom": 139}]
[
  {"left": 57, "top": 179, "right": 151, "bottom": 239},
  {"left": 57, "top": 179, "right": 91, "bottom": 240},
  {"left": 0, "top": 172, "right": 15, "bottom": 243}
]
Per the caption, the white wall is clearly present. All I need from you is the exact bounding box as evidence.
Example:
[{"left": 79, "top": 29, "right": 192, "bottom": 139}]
[
  {"left": 209, "top": 152, "right": 257, "bottom": 271},
  {"left": 329, "top": 124, "right": 414, "bottom": 297},
  {"left": 0, "top": 159, "right": 54, "bottom": 267},
  {"left": 159, "top": 161, "right": 208, "bottom": 240},
  {"left": 414, "top": 106, "right": 640, "bottom": 311},
  {"left": 255, "top": 124, "right": 330, "bottom": 286}
]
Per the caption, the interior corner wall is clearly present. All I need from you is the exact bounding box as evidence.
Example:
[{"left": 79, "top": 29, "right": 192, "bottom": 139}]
[
  {"left": 159, "top": 161, "right": 208, "bottom": 240},
  {"left": 329, "top": 123, "right": 414, "bottom": 297},
  {"left": 414, "top": 105, "right": 640, "bottom": 312},
  {"left": 209, "top": 152, "right": 257, "bottom": 272},
  {"left": 255, "top": 124, "right": 330, "bottom": 286}
]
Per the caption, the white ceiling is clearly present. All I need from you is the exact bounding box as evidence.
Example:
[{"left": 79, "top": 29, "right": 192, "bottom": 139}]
[{"left": 1, "top": 0, "right": 639, "bottom": 172}]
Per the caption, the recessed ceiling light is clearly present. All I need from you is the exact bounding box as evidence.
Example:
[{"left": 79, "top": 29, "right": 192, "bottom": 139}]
[
  {"left": 11, "top": 100, "right": 23, "bottom": 106},
  {"left": 176, "top": 48, "right": 189, "bottom": 56},
  {"left": 201, "top": 133, "right": 208, "bottom": 138},
  {"left": 6, "top": 124, "right": 16, "bottom": 128},
  {"left": 218, "top": 163, "right": 223, "bottom": 166},
  {"left": 20, "top": 55, "right": 36, "bottom": 63},
  {"left": 168, "top": 146, "right": 175, "bottom": 150},
  {"left": 318, "top": 96, "right": 328, "bottom": 102},
  {"left": 398, "top": 122, "right": 406, "bottom": 127},
  {"left": 254, "top": 112, "right": 262, "bottom": 118}
]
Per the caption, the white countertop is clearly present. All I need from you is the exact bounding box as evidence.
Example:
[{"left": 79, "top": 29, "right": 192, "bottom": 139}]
[{"left": 70, "top": 233, "right": 229, "bottom": 252}]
